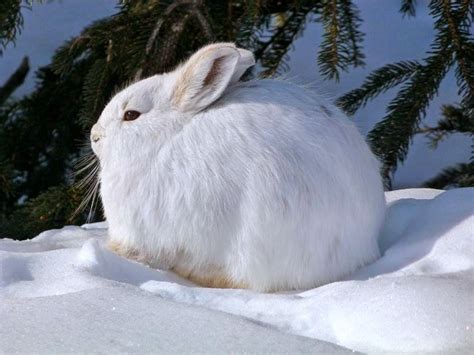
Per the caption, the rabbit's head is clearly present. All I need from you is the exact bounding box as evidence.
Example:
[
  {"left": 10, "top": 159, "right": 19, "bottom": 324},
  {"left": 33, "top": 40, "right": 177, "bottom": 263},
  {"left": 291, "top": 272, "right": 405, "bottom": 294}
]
[{"left": 90, "top": 43, "right": 255, "bottom": 165}]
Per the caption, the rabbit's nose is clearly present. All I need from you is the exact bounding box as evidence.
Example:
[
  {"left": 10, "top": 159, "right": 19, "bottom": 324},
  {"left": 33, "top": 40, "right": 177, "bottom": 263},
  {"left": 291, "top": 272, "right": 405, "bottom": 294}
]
[{"left": 91, "top": 123, "right": 105, "bottom": 143}]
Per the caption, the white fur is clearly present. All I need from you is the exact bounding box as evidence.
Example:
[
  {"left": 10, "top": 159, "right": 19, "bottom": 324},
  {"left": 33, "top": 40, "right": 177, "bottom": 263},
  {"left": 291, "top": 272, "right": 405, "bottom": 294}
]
[{"left": 91, "top": 43, "right": 386, "bottom": 292}]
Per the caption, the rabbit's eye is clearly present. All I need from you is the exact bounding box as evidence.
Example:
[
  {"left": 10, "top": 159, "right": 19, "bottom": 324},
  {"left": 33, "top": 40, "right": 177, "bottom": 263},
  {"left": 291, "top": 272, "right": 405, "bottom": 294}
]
[{"left": 123, "top": 110, "right": 141, "bottom": 121}]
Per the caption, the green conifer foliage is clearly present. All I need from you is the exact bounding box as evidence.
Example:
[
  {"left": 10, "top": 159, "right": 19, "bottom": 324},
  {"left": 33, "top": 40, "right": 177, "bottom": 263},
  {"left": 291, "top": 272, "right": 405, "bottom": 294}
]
[
  {"left": 0, "top": 0, "right": 472, "bottom": 238},
  {"left": 318, "top": 0, "right": 365, "bottom": 81},
  {"left": 338, "top": 0, "right": 473, "bottom": 188}
]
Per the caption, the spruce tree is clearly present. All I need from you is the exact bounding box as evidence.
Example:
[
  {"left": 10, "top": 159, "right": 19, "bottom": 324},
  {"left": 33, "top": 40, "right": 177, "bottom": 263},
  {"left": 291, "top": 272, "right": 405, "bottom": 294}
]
[{"left": 0, "top": 0, "right": 472, "bottom": 239}]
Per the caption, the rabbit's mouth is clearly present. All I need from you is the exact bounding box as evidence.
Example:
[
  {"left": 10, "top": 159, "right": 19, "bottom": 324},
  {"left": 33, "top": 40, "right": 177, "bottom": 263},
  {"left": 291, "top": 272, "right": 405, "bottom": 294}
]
[{"left": 90, "top": 123, "right": 105, "bottom": 157}]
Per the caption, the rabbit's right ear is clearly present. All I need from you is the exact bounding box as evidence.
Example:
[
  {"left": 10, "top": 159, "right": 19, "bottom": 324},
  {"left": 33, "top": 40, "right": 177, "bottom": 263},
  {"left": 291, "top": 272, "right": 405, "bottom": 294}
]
[{"left": 172, "top": 43, "right": 254, "bottom": 112}]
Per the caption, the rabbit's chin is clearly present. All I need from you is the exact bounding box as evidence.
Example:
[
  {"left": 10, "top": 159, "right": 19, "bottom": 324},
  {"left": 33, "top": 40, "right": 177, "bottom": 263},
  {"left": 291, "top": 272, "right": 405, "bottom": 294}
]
[{"left": 90, "top": 123, "right": 105, "bottom": 158}]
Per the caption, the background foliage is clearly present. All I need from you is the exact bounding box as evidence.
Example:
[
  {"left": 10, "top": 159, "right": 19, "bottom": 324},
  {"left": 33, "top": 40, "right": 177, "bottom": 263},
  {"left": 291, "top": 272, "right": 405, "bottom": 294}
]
[{"left": 0, "top": 0, "right": 472, "bottom": 239}]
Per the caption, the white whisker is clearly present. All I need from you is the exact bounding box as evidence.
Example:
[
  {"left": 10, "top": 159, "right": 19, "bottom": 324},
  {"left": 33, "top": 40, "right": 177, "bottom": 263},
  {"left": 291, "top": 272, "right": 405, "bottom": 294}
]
[{"left": 72, "top": 144, "right": 101, "bottom": 221}]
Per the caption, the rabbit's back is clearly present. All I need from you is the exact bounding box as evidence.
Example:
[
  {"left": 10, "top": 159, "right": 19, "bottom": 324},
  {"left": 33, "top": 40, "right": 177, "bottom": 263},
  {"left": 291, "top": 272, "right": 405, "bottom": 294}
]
[
  {"left": 96, "top": 44, "right": 384, "bottom": 292},
  {"left": 161, "top": 79, "right": 385, "bottom": 291}
]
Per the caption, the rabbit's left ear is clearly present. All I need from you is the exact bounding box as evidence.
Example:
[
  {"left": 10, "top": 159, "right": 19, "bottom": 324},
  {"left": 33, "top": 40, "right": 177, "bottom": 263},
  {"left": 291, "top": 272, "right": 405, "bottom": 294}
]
[{"left": 172, "top": 43, "right": 254, "bottom": 112}]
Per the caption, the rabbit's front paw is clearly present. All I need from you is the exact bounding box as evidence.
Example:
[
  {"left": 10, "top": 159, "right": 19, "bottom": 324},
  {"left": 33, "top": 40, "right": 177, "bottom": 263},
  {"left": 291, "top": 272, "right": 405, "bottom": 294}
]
[
  {"left": 107, "top": 239, "right": 140, "bottom": 260},
  {"left": 172, "top": 265, "right": 249, "bottom": 289}
]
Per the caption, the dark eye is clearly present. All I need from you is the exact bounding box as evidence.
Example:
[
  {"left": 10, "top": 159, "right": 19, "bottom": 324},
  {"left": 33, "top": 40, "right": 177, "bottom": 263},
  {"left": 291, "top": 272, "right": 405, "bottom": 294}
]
[{"left": 123, "top": 110, "right": 141, "bottom": 121}]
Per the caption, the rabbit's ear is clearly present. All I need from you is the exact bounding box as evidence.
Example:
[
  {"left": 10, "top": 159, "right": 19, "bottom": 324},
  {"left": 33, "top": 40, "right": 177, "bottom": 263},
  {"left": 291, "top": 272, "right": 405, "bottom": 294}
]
[
  {"left": 230, "top": 48, "right": 255, "bottom": 84},
  {"left": 172, "top": 43, "right": 255, "bottom": 112}
]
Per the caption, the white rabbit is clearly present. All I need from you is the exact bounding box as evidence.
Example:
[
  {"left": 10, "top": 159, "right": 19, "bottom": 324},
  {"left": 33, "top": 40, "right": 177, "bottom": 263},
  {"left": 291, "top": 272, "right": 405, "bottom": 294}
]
[{"left": 91, "top": 43, "right": 386, "bottom": 292}]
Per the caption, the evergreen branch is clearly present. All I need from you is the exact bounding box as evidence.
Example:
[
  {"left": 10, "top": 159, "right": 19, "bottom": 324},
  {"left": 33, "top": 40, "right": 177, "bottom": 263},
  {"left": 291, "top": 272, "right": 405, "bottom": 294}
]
[
  {"left": 0, "top": 184, "right": 85, "bottom": 239},
  {"left": 0, "top": 56, "right": 29, "bottom": 105},
  {"left": 191, "top": 2, "right": 215, "bottom": 41},
  {"left": 0, "top": 0, "right": 47, "bottom": 55},
  {"left": 463, "top": 0, "right": 474, "bottom": 23},
  {"left": 150, "top": 12, "right": 193, "bottom": 73},
  {"left": 78, "top": 58, "right": 110, "bottom": 129},
  {"left": 51, "top": 35, "right": 92, "bottom": 75},
  {"left": 0, "top": 160, "right": 15, "bottom": 201},
  {"left": 339, "top": 0, "right": 365, "bottom": 66},
  {"left": 0, "top": 0, "right": 23, "bottom": 55},
  {"left": 317, "top": 0, "right": 365, "bottom": 80},
  {"left": 423, "top": 162, "right": 474, "bottom": 188},
  {"left": 255, "top": 7, "right": 312, "bottom": 77},
  {"left": 5, "top": 0, "right": 473, "bottom": 238},
  {"left": 400, "top": 0, "right": 417, "bottom": 17},
  {"left": 134, "top": 0, "right": 215, "bottom": 80},
  {"left": 52, "top": 9, "right": 152, "bottom": 76},
  {"left": 415, "top": 103, "right": 474, "bottom": 148},
  {"left": 231, "top": 1, "right": 320, "bottom": 77},
  {"left": 133, "top": 0, "right": 193, "bottom": 80},
  {"left": 368, "top": 45, "right": 454, "bottom": 185},
  {"left": 234, "top": 4, "right": 273, "bottom": 51},
  {"left": 318, "top": 0, "right": 342, "bottom": 80},
  {"left": 336, "top": 60, "right": 421, "bottom": 115},
  {"left": 361, "top": 0, "right": 472, "bottom": 186},
  {"left": 0, "top": 63, "right": 87, "bottom": 218},
  {"left": 437, "top": 0, "right": 474, "bottom": 102}
]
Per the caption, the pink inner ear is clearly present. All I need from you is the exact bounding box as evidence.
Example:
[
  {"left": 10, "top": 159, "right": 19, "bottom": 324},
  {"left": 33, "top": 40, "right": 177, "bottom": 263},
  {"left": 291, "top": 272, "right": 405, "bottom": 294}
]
[
  {"left": 203, "top": 56, "right": 225, "bottom": 88},
  {"left": 172, "top": 46, "right": 240, "bottom": 111}
]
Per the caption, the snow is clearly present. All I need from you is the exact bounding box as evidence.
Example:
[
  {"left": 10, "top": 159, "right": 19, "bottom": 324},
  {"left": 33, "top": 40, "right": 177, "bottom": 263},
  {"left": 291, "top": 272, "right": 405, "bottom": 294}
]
[{"left": 1, "top": 188, "right": 473, "bottom": 353}]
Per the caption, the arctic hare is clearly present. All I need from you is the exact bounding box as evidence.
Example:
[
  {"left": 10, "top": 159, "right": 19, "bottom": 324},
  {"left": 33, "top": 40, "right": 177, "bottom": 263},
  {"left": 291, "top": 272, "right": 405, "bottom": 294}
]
[{"left": 91, "top": 43, "right": 385, "bottom": 292}]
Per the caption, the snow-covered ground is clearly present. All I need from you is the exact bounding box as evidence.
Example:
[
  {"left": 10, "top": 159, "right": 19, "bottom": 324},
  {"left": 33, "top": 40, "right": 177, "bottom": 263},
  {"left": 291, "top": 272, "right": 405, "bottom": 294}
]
[{"left": 1, "top": 188, "right": 473, "bottom": 353}]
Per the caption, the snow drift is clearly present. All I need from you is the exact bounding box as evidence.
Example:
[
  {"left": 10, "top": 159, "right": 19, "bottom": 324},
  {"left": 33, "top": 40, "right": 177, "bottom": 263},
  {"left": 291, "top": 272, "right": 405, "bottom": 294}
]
[{"left": 1, "top": 188, "right": 473, "bottom": 353}]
